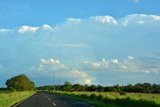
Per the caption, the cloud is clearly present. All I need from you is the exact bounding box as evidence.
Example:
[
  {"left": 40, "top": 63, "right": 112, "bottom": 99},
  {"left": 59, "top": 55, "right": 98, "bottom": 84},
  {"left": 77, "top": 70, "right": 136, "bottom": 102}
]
[
  {"left": 67, "top": 18, "right": 82, "bottom": 24},
  {"left": 0, "top": 29, "right": 11, "bottom": 33},
  {"left": 81, "top": 56, "right": 160, "bottom": 84},
  {"left": 42, "top": 24, "right": 52, "bottom": 29},
  {"left": 38, "top": 58, "right": 66, "bottom": 71},
  {"left": 122, "top": 19, "right": 129, "bottom": 26},
  {"left": 150, "top": 15, "right": 160, "bottom": 22},
  {"left": 90, "top": 16, "right": 117, "bottom": 25},
  {"left": 82, "top": 58, "right": 127, "bottom": 72},
  {"left": 30, "top": 58, "right": 93, "bottom": 85},
  {"left": 18, "top": 25, "right": 39, "bottom": 33},
  {"left": 0, "top": 14, "right": 160, "bottom": 85},
  {"left": 82, "top": 56, "right": 160, "bottom": 74},
  {"left": 137, "top": 20, "right": 144, "bottom": 24},
  {"left": 121, "top": 14, "right": 160, "bottom": 25},
  {"left": 41, "top": 24, "right": 53, "bottom": 31},
  {"left": 127, "top": 56, "right": 134, "bottom": 60},
  {"left": 63, "top": 69, "right": 92, "bottom": 84}
]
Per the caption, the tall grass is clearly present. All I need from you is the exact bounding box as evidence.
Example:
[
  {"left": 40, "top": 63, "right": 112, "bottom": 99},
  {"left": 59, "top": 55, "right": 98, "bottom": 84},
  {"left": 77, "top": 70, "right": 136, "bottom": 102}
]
[
  {"left": 0, "top": 91, "right": 35, "bottom": 107},
  {"left": 53, "top": 91, "right": 160, "bottom": 107}
]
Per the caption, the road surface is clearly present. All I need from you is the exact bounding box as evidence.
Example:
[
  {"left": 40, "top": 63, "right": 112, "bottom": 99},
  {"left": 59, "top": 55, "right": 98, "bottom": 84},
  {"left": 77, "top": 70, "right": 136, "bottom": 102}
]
[{"left": 14, "top": 91, "right": 94, "bottom": 107}]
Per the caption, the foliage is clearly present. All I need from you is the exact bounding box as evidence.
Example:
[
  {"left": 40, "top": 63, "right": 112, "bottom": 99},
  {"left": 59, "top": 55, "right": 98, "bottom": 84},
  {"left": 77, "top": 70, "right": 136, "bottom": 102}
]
[
  {"left": 72, "top": 84, "right": 85, "bottom": 91},
  {"left": 37, "top": 82, "right": 160, "bottom": 94},
  {"left": 61, "top": 81, "right": 73, "bottom": 91},
  {"left": 5, "top": 74, "right": 35, "bottom": 91}
]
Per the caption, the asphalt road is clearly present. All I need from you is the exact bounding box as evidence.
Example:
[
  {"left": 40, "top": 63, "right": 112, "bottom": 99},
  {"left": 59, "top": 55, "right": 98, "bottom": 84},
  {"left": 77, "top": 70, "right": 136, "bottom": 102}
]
[{"left": 14, "top": 91, "right": 94, "bottom": 107}]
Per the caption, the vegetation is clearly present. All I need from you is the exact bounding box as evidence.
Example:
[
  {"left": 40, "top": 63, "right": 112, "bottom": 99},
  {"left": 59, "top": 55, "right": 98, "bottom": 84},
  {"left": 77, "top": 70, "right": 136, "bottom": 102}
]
[
  {"left": 37, "top": 81, "right": 160, "bottom": 94},
  {"left": 5, "top": 74, "right": 35, "bottom": 91},
  {"left": 0, "top": 91, "right": 35, "bottom": 107},
  {"left": 0, "top": 74, "right": 35, "bottom": 107},
  {"left": 37, "top": 82, "right": 160, "bottom": 107},
  {"left": 0, "top": 75, "right": 159, "bottom": 107},
  {"left": 53, "top": 91, "right": 160, "bottom": 107}
]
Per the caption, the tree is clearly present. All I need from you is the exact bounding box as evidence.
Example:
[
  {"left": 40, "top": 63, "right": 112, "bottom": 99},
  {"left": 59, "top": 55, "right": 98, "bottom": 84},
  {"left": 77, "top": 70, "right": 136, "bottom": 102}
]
[
  {"left": 97, "top": 85, "right": 104, "bottom": 92},
  {"left": 62, "top": 81, "right": 72, "bottom": 91},
  {"left": 5, "top": 74, "right": 35, "bottom": 91},
  {"left": 113, "top": 84, "right": 122, "bottom": 92},
  {"left": 72, "top": 84, "right": 85, "bottom": 91},
  {"left": 88, "top": 85, "right": 97, "bottom": 91}
]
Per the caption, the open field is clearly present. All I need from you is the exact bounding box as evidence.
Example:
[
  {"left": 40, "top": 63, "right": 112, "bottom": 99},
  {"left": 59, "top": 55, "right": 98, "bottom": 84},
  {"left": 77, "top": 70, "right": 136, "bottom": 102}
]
[
  {"left": 53, "top": 91, "right": 160, "bottom": 107},
  {"left": 0, "top": 91, "right": 35, "bottom": 107}
]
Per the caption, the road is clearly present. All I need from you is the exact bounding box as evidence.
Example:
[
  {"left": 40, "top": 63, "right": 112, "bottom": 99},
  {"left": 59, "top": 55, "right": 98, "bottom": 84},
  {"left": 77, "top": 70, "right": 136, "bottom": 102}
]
[{"left": 14, "top": 91, "right": 94, "bottom": 107}]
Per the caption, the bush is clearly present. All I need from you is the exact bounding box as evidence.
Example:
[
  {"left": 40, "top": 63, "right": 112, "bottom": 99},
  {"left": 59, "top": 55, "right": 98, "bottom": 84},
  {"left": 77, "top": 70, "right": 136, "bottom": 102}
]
[
  {"left": 80, "top": 94, "right": 88, "bottom": 98},
  {"left": 97, "top": 94, "right": 103, "bottom": 100},
  {"left": 90, "top": 93, "right": 96, "bottom": 99}
]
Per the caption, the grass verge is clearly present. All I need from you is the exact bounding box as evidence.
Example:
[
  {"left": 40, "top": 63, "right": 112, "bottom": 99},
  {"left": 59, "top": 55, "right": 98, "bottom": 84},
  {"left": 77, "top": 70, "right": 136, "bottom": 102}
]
[
  {"left": 53, "top": 91, "right": 160, "bottom": 107},
  {"left": 0, "top": 91, "right": 35, "bottom": 107}
]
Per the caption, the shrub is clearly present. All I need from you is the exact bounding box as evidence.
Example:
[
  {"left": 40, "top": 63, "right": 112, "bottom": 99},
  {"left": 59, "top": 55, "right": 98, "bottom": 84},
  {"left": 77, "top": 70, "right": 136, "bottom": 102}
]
[
  {"left": 90, "top": 93, "right": 96, "bottom": 99},
  {"left": 97, "top": 94, "right": 103, "bottom": 100}
]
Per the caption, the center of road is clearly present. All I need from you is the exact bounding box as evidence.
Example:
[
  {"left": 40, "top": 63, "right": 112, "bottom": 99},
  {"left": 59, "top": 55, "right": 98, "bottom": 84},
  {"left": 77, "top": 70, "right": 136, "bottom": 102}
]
[{"left": 42, "top": 92, "right": 56, "bottom": 106}]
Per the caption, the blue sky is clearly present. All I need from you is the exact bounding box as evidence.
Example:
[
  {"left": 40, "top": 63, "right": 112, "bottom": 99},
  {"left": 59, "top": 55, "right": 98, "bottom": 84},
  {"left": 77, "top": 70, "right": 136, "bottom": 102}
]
[{"left": 0, "top": 0, "right": 160, "bottom": 86}]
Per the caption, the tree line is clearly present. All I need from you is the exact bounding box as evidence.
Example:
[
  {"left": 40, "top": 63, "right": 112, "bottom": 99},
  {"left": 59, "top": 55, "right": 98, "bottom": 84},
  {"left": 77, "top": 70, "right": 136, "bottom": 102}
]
[
  {"left": 37, "top": 81, "right": 160, "bottom": 93},
  {"left": 0, "top": 74, "right": 159, "bottom": 94}
]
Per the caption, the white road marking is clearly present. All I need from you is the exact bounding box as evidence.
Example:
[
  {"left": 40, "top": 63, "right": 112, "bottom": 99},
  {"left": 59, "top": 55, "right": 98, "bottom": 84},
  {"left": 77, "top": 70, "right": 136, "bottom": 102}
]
[
  {"left": 42, "top": 93, "right": 57, "bottom": 106},
  {"left": 53, "top": 103, "right": 56, "bottom": 106}
]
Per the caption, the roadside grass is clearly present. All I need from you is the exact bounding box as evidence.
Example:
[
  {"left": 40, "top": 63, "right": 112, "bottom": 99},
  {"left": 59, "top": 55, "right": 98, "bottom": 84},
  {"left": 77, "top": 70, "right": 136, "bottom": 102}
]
[
  {"left": 53, "top": 91, "right": 160, "bottom": 107},
  {"left": 0, "top": 91, "right": 35, "bottom": 107}
]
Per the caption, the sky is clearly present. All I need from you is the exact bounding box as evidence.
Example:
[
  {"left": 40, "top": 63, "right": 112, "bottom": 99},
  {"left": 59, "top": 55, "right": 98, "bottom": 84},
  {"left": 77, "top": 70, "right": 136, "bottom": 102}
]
[{"left": 0, "top": 0, "right": 160, "bottom": 86}]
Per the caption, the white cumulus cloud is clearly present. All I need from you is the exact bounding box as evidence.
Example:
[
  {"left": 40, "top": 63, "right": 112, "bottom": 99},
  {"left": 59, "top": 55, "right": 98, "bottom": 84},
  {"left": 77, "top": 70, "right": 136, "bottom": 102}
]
[
  {"left": 91, "top": 16, "right": 117, "bottom": 25},
  {"left": 18, "top": 25, "right": 39, "bottom": 33},
  {"left": 122, "top": 14, "right": 160, "bottom": 25},
  {"left": 0, "top": 14, "right": 160, "bottom": 85},
  {"left": 32, "top": 58, "right": 93, "bottom": 84},
  {"left": 42, "top": 24, "right": 52, "bottom": 29},
  {"left": 82, "top": 56, "right": 160, "bottom": 74}
]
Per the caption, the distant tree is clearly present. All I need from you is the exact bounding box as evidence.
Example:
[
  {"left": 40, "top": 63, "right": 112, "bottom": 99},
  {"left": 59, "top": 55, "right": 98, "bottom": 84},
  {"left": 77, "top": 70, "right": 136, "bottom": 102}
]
[
  {"left": 97, "top": 85, "right": 104, "bottom": 92},
  {"left": 152, "top": 84, "right": 160, "bottom": 93},
  {"left": 134, "top": 83, "right": 144, "bottom": 93},
  {"left": 83, "top": 84, "right": 89, "bottom": 91},
  {"left": 5, "top": 74, "right": 35, "bottom": 91},
  {"left": 123, "top": 84, "right": 134, "bottom": 92},
  {"left": 104, "top": 86, "right": 112, "bottom": 92},
  {"left": 62, "top": 81, "right": 72, "bottom": 91},
  {"left": 143, "top": 83, "right": 152, "bottom": 93},
  {"left": 113, "top": 84, "right": 122, "bottom": 92},
  {"left": 72, "top": 84, "right": 85, "bottom": 91},
  {"left": 88, "top": 85, "right": 97, "bottom": 91}
]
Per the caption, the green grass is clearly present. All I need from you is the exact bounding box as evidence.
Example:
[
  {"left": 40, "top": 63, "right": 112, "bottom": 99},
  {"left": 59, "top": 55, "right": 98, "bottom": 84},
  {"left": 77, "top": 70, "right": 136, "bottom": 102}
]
[
  {"left": 76, "top": 92, "right": 160, "bottom": 104},
  {"left": 53, "top": 91, "right": 160, "bottom": 107},
  {"left": 0, "top": 91, "right": 35, "bottom": 107}
]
